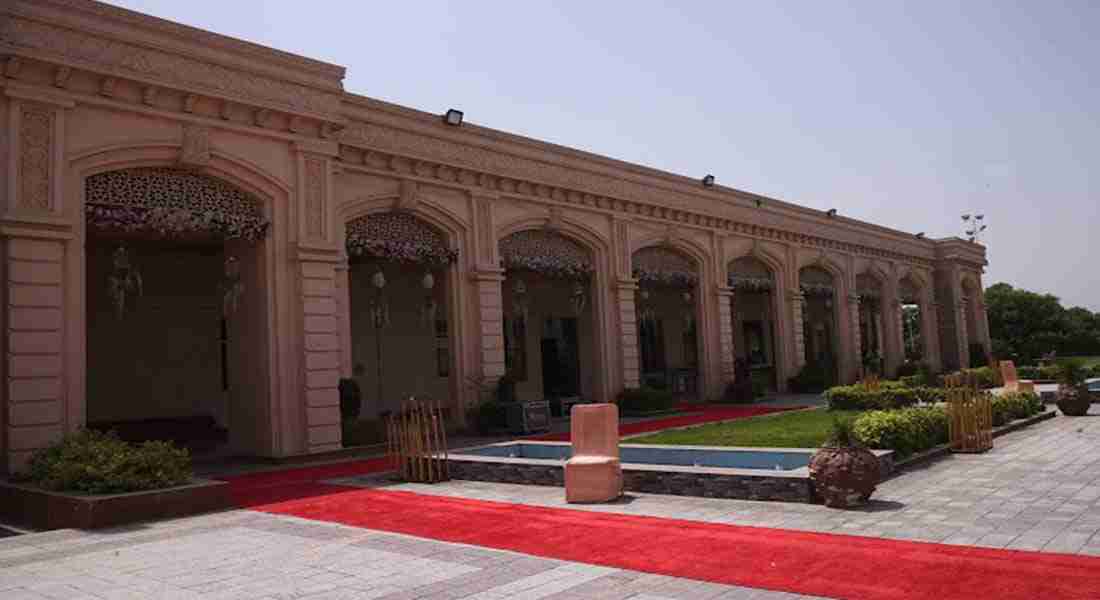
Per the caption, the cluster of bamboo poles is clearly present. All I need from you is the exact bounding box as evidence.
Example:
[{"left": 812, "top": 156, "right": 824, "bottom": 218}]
[
  {"left": 386, "top": 397, "right": 450, "bottom": 483},
  {"left": 944, "top": 372, "right": 993, "bottom": 453}
]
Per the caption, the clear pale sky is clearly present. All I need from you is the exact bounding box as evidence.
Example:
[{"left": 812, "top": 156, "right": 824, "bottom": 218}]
[{"left": 106, "top": 0, "right": 1100, "bottom": 311}]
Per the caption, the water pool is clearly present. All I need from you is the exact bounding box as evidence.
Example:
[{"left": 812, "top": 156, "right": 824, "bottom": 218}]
[
  {"left": 461, "top": 442, "right": 810, "bottom": 471},
  {"left": 447, "top": 441, "right": 894, "bottom": 503}
]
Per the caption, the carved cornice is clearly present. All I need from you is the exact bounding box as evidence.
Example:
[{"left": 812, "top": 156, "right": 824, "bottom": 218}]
[
  {"left": 0, "top": 13, "right": 342, "bottom": 119},
  {"left": 335, "top": 141, "right": 938, "bottom": 269},
  {"left": 29, "top": 0, "right": 345, "bottom": 83}
]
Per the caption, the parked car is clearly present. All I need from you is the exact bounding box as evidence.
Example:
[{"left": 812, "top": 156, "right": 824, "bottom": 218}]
[{"left": 1087, "top": 378, "right": 1100, "bottom": 393}]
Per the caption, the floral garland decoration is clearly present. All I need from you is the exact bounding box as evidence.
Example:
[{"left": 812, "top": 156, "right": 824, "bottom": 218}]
[
  {"left": 345, "top": 212, "right": 458, "bottom": 266},
  {"left": 728, "top": 274, "right": 774, "bottom": 292},
  {"left": 800, "top": 283, "right": 835, "bottom": 297},
  {"left": 85, "top": 168, "right": 269, "bottom": 242},
  {"left": 632, "top": 247, "right": 698, "bottom": 288},
  {"left": 500, "top": 230, "right": 593, "bottom": 280}
]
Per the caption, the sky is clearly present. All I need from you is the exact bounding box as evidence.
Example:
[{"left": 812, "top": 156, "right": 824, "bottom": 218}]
[{"left": 106, "top": 0, "right": 1100, "bottom": 311}]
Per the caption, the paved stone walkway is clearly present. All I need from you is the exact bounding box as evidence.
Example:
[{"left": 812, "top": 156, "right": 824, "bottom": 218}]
[
  {"left": 0, "top": 510, "right": 825, "bottom": 599},
  {"left": 342, "top": 406, "right": 1100, "bottom": 555},
  {"left": 3, "top": 404, "right": 1095, "bottom": 599}
]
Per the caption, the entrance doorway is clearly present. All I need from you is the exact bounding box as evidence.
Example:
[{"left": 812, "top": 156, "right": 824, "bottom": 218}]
[
  {"left": 83, "top": 168, "right": 271, "bottom": 458},
  {"left": 540, "top": 317, "right": 581, "bottom": 399}
]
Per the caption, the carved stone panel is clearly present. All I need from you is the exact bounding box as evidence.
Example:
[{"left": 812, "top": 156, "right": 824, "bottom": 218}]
[
  {"left": 19, "top": 102, "right": 54, "bottom": 211},
  {"left": 178, "top": 125, "right": 211, "bottom": 169},
  {"left": 304, "top": 157, "right": 326, "bottom": 239}
]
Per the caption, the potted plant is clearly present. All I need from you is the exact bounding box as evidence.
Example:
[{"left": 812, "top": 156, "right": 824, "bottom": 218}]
[
  {"left": 1056, "top": 359, "right": 1091, "bottom": 416},
  {"left": 809, "top": 418, "right": 881, "bottom": 508}
]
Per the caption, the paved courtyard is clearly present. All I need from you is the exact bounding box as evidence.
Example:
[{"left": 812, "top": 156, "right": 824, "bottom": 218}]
[
  {"left": 2, "top": 406, "right": 1098, "bottom": 599},
  {"left": 358, "top": 407, "right": 1100, "bottom": 555}
]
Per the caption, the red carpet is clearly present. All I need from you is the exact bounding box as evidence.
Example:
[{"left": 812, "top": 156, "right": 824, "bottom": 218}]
[
  {"left": 237, "top": 484, "right": 1100, "bottom": 600},
  {"left": 529, "top": 403, "right": 803, "bottom": 441}
]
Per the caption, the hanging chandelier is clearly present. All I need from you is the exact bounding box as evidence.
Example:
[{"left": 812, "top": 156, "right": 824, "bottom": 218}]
[
  {"left": 570, "top": 280, "right": 587, "bottom": 316},
  {"left": 682, "top": 290, "right": 695, "bottom": 330},
  {"left": 220, "top": 255, "right": 244, "bottom": 317},
  {"left": 370, "top": 269, "right": 390, "bottom": 329},
  {"left": 108, "top": 245, "right": 143, "bottom": 320},
  {"left": 511, "top": 278, "right": 529, "bottom": 322},
  {"left": 420, "top": 271, "right": 437, "bottom": 328},
  {"left": 637, "top": 288, "right": 656, "bottom": 324}
]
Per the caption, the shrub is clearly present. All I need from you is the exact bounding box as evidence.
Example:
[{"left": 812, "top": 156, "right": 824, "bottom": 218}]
[
  {"left": 22, "top": 429, "right": 191, "bottom": 494},
  {"left": 617, "top": 387, "right": 676, "bottom": 414},
  {"left": 948, "top": 366, "right": 999, "bottom": 389},
  {"left": 852, "top": 406, "right": 948, "bottom": 459},
  {"left": 825, "top": 383, "right": 920, "bottom": 411},
  {"left": 1017, "top": 365, "right": 1062, "bottom": 381},
  {"left": 990, "top": 391, "right": 1043, "bottom": 426},
  {"left": 1056, "top": 358, "right": 1089, "bottom": 386},
  {"left": 341, "top": 418, "right": 385, "bottom": 447},
  {"left": 338, "top": 378, "right": 362, "bottom": 421}
]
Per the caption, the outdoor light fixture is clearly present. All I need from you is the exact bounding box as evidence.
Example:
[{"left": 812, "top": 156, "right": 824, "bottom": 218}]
[
  {"left": 443, "top": 108, "right": 464, "bottom": 126},
  {"left": 915, "top": 232, "right": 925, "bottom": 239},
  {"left": 754, "top": 199, "right": 763, "bottom": 208},
  {"left": 702, "top": 174, "right": 715, "bottom": 187},
  {"left": 826, "top": 208, "right": 838, "bottom": 217}
]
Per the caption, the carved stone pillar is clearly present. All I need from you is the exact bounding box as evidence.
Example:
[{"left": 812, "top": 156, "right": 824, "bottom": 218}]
[
  {"left": 2, "top": 87, "right": 75, "bottom": 474},
  {"left": 615, "top": 279, "right": 641, "bottom": 390},
  {"left": 472, "top": 269, "right": 507, "bottom": 388},
  {"left": 294, "top": 141, "right": 342, "bottom": 453},
  {"left": 957, "top": 299, "right": 970, "bottom": 368},
  {"left": 717, "top": 286, "right": 735, "bottom": 384},
  {"left": 790, "top": 290, "right": 806, "bottom": 371},
  {"left": 924, "top": 300, "right": 942, "bottom": 373},
  {"left": 334, "top": 257, "right": 352, "bottom": 378},
  {"left": 849, "top": 294, "right": 863, "bottom": 380}
]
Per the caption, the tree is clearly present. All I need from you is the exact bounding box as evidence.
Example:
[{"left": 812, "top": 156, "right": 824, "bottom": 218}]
[{"left": 985, "top": 283, "right": 1100, "bottom": 363}]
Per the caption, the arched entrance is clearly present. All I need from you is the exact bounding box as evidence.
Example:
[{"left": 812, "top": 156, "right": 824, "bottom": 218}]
[
  {"left": 499, "top": 229, "right": 597, "bottom": 412},
  {"left": 83, "top": 168, "right": 271, "bottom": 458},
  {"left": 632, "top": 246, "right": 702, "bottom": 398},
  {"left": 799, "top": 265, "right": 840, "bottom": 385},
  {"left": 856, "top": 272, "right": 886, "bottom": 376},
  {"left": 344, "top": 212, "right": 458, "bottom": 419},
  {"left": 728, "top": 256, "right": 781, "bottom": 392},
  {"left": 899, "top": 275, "right": 927, "bottom": 365}
]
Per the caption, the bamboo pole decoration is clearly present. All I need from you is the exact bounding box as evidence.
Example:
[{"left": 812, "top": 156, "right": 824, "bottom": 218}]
[
  {"left": 386, "top": 396, "right": 451, "bottom": 483},
  {"left": 946, "top": 372, "right": 993, "bottom": 453}
]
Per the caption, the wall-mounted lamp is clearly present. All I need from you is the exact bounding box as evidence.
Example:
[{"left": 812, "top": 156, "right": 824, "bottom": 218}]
[
  {"left": 915, "top": 232, "right": 925, "bottom": 239},
  {"left": 443, "top": 108, "right": 464, "bottom": 126},
  {"left": 826, "top": 208, "right": 838, "bottom": 218},
  {"left": 702, "top": 174, "right": 715, "bottom": 187}
]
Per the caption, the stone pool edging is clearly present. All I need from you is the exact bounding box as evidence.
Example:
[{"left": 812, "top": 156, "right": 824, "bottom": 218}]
[{"left": 447, "top": 442, "right": 894, "bottom": 503}]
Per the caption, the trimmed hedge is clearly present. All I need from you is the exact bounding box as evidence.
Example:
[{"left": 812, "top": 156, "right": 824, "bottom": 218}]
[
  {"left": 1017, "top": 365, "right": 1062, "bottom": 381},
  {"left": 21, "top": 429, "right": 191, "bottom": 494},
  {"left": 617, "top": 387, "right": 676, "bottom": 414},
  {"left": 851, "top": 391, "right": 1043, "bottom": 459},
  {"left": 991, "top": 391, "right": 1044, "bottom": 426},
  {"left": 853, "top": 406, "right": 948, "bottom": 459},
  {"left": 825, "top": 382, "right": 943, "bottom": 410}
]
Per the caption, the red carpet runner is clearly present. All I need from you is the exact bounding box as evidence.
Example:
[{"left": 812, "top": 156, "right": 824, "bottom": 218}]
[
  {"left": 232, "top": 484, "right": 1100, "bottom": 600},
  {"left": 219, "top": 404, "right": 1100, "bottom": 599}
]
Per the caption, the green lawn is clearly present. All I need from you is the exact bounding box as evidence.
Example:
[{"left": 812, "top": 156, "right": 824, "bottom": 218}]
[{"left": 628, "top": 408, "right": 859, "bottom": 448}]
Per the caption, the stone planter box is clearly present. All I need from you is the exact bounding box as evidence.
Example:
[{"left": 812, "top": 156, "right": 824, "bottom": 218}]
[{"left": 0, "top": 479, "right": 231, "bottom": 531}]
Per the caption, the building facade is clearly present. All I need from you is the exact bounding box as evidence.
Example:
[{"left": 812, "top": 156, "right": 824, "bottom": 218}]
[{"left": 0, "top": 0, "right": 991, "bottom": 473}]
